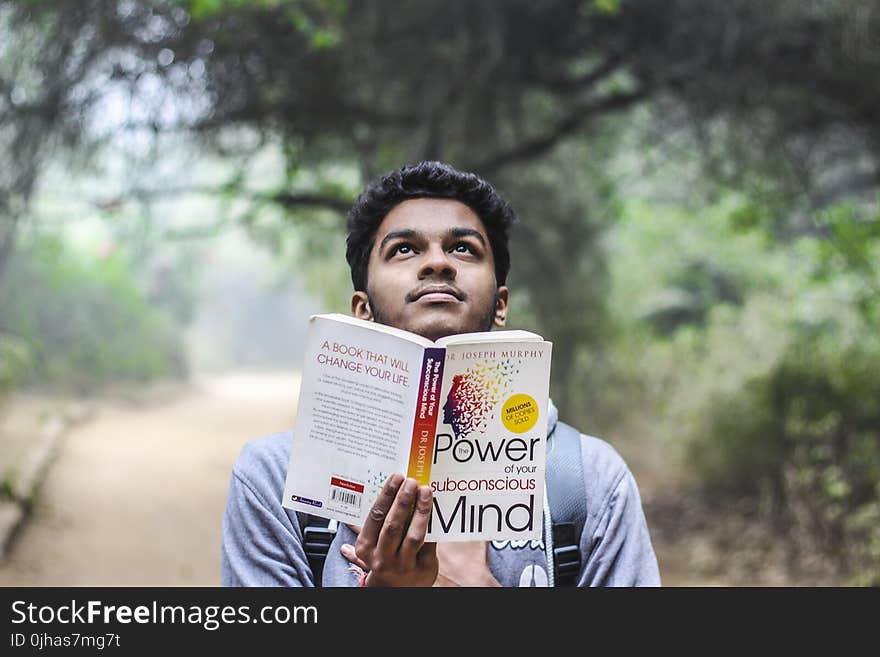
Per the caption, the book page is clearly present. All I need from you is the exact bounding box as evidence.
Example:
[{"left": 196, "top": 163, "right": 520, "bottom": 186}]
[
  {"left": 282, "top": 315, "right": 425, "bottom": 524},
  {"left": 426, "top": 338, "right": 553, "bottom": 541},
  {"left": 436, "top": 329, "right": 544, "bottom": 345},
  {"left": 315, "top": 312, "right": 436, "bottom": 347}
]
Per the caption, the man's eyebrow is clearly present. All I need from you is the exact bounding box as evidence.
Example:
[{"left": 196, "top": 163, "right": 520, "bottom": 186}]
[
  {"left": 448, "top": 227, "right": 486, "bottom": 246},
  {"left": 377, "top": 226, "right": 487, "bottom": 252},
  {"left": 378, "top": 229, "right": 418, "bottom": 253}
]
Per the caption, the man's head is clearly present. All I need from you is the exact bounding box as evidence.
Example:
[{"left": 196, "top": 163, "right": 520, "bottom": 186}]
[{"left": 346, "top": 161, "right": 518, "bottom": 341}]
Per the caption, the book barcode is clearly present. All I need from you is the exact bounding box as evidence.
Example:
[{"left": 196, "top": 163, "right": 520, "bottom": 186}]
[{"left": 330, "top": 487, "right": 361, "bottom": 509}]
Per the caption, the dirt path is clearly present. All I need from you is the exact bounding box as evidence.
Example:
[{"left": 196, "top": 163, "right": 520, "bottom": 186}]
[{"left": 0, "top": 372, "right": 300, "bottom": 586}]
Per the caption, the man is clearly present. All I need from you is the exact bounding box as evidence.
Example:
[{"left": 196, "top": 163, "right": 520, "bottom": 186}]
[{"left": 221, "top": 161, "right": 661, "bottom": 587}]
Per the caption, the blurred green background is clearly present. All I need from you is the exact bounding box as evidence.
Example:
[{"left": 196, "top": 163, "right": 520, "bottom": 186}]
[{"left": 1, "top": 0, "right": 878, "bottom": 586}]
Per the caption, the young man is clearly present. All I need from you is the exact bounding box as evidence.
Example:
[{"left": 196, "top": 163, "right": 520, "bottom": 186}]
[{"left": 221, "top": 161, "right": 661, "bottom": 587}]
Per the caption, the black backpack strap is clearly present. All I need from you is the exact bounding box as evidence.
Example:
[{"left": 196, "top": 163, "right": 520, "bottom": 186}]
[
  {"left": 545, "top": 420, "right": 587, "bottom": 587},
  {"left": 296, "top": 512, "right": 336, "bottom": 587}
]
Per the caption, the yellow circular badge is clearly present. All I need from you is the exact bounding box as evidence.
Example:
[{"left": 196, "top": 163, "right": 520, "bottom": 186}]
[{"left": 501, "top": 393, "right": 539, "bottom": 433}]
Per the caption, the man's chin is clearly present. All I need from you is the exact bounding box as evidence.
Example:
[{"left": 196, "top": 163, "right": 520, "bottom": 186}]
[
  {"left": 405, "top": 314, "right": 478, "bottom": 342},
  {"left": 370, "top": 299, "right": 493, "bottom": 341}
]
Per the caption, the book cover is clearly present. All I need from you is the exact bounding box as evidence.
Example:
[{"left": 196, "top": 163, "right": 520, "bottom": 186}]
[{"left": 281, "top": 313, "right": 552, "bottom": 542}]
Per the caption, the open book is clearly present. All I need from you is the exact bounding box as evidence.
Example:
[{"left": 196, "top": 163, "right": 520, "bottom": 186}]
[{"left": 282, "top": 313, "right": 553, "bottom": 541}]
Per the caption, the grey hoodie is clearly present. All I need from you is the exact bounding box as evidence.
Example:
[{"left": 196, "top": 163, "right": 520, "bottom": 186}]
[{"left": 221, "top": 400, "right": 661, "bottom": 587}]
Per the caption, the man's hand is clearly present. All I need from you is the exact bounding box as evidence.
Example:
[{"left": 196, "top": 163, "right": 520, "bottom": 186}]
[
  {"left": 342, "top": 473, "right": 438, "bottom": 587},
  {"left": 434, "top": 541, "right": 501, "bottom": 587}
]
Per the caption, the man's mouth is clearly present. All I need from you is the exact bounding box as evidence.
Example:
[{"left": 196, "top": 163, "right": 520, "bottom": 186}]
[{"left": 409, "top": 285, "right": 463, "bottom": 303}]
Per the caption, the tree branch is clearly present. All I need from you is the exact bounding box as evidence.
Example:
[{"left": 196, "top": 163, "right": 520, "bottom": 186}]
[
  {"left": 270, "top": 191, "right": 353, "bottom": 213},
  {"left": 116, "top": 185, "right": 353, "bottom": 214},
  {"left": 533, "top": 53, "right": 626, "bottom": 94},
  {"left": 473, "top": 89, "right": 648, "bottom": 174}
]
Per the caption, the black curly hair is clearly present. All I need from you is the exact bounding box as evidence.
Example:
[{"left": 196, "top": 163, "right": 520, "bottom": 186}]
[{"left": 345, "top": 161, "right": 518, "bottom": 292}]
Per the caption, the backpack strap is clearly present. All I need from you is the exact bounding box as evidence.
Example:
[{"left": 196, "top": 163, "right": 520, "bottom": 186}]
[
  {"left": 545, "top": 420, "right": 587, "bottom": 587},
  {"left": 296, "top": 512, "right": 337, "bottom": 587}
]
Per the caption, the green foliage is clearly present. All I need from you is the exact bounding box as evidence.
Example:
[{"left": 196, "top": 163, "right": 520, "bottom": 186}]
[
  {"left": 0, "top": 467, "right": 15, "bottom": 501},
  {"left": 0, "top": 333, "right": 31, "bottom": 399},
  {"left": 812, "top": 203, "right": 880, "bottom": 322},
  {"left": 0, "top": 235, "right": 187, "bottom": 391},
  {"left": 591, "top": 0, "right": 622, "bottom": 15},
  {"left": 689, "top": 332, "right": 880, "bottom": 584},
  {"left": 185, "top": 0, "right": 346, "bottom": 49},
  {"left": 728, "top": 201, "right": 776, "bottom": 234},
  {"left": 598, "top": 191, "right": 880, "bottom": 582}
]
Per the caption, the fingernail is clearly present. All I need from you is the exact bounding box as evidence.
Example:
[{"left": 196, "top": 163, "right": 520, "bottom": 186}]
[
  {"left": 340, "top": 543, "right": 353, "bottom": 557},
  {"left": 403, "top": 478, "right": 417, "bottom": 494},
  {"left": 419, "top": 486, "right": 431, "bottom": 502},
  {"left": 389, "top": 473, "right": 404, "bottom": 487}
]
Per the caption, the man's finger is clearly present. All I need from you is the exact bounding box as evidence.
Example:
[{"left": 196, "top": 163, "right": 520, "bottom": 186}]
[
  {"left": 375, "top": 476, "right": 418, "bottom": 556},
  {"left": 357, "top": 473, "right": 403, "bottom": 551},
  {"left": 340, "top": 543, "right": 369, "bottom": 571},
  {"left": 399, "top": 484, "right": 433, "bottom": 562},
  {"left": 416, "top": 541, "right": 438, "bottom": 572}
]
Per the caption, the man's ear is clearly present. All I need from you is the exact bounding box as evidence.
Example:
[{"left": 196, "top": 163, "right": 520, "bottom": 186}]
[
  {"left": 351, "top": 291, "right": 373, "bottom": 321},
  {"left": 494, "top": 286, "right": 509, "bottom": 328}
]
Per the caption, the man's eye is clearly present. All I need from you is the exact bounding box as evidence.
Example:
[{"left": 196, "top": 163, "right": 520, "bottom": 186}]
[
  {"left": 452, "top": 243, "right": 472, "bottom": 253},
  {"left": 393, "top": 244, "right": 413, "bottom": 255}
]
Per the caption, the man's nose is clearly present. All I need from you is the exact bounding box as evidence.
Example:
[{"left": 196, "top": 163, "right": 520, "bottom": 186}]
[{"left": 418, "top": 244, "right": 456, "bottom": 279}]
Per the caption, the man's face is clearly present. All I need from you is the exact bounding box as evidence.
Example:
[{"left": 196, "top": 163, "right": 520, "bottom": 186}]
[{"left": 351, "top": 198, "right": 508, "bottom": 342}]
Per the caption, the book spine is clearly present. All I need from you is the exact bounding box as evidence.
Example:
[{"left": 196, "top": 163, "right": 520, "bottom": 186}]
[{"left": 405, "top": 347, "right": 446, "bottom": 486}]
